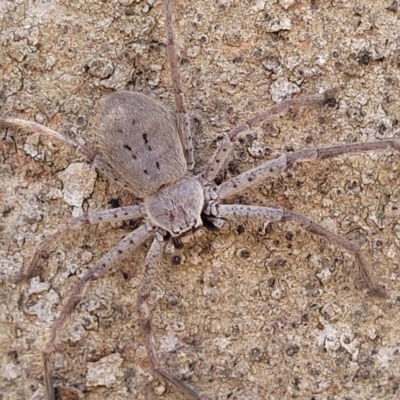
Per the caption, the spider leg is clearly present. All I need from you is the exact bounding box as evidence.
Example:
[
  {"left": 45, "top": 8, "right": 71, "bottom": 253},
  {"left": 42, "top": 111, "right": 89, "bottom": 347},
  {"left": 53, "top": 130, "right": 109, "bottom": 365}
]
[
  {"left": 202, "top": 87, "right": 339, "bottom": 182},
  {"left": 162, "top": 0, "right": 194, "bottom": 171},
  {"left": 0, "top": 115, "right": 139, "bottom": 193},
  {"left": 217, "top": 140, "right": 400, "bottom": 200},
  {"left": 138, "top": 233, "right": 200, "bottom": 399},
  {"left": 0, "top": 116, "right": 97, "bottom": 160},
  {"left": 41, "top": 224, "right": 154, "bottom": 400},
  {"left": 15, "top": 205, "right": 145, "bottom": 283},
  {"left": 215, "top": 204, "right": 388, "bottom": 298}
]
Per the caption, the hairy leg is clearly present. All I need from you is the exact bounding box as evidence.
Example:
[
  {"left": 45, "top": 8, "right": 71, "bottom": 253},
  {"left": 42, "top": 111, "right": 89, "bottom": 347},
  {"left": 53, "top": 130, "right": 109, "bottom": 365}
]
[
  {"left": 0, "top": 115, "right": 140, "bottom": 193},
  {"left": 0, "top": 116, "right": 97, "bottom": 160},
  {"left": 217, "top": 140, "right": 400, "bottom": 200},
  {"left": 162, "top": 0, "right": 194, "bottom": 170},
  {"left": 41, "top": 224, "right": 154, "bottom": 400},
  {"left": 15, "top": 205, "right": 145, "bottom": 282},
  {"left": 202, "top": 87, "right": 339, "bottom": 182},
  {"left": 137, "top": 233, "right": 200, "bottom": 399},
  {"left": 215, "top": 204, "right": 387, "bottom": 298}
]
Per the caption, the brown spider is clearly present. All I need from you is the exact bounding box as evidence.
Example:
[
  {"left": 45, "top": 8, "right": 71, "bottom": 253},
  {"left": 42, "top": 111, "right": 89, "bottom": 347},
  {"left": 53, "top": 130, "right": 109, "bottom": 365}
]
[{"left": 1, "top": 0, "right": 399, "bottom": 399}]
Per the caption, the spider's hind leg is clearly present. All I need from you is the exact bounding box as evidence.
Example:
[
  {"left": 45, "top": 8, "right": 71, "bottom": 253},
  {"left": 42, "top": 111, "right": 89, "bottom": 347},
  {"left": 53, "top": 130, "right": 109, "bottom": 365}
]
[
  {"left": 15, "top": 205, "right": 144, "bottom": 283},
  {"left": 0, "top": 116, "right": 97, "bottom": 161},
  {"left": 215, "top": 204, "right": 388, "bottom": 298},
  {"left": 0, "top": 115, "right": 139, "bottom": 191},
  {"left": 41, "top": 225, "right": 153, "bottom": 400},
  {"left": 138, "top": 233, "right": 200, "bottom": 399}
]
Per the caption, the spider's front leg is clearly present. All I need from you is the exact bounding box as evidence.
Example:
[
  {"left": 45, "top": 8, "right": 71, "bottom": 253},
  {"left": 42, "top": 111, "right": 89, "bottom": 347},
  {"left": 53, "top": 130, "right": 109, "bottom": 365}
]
[
  {"left": 137, "top": 233, "right": 200, "bottom": 400},
  {"left": 214, "top": 204, "right": 388, "bottom": 298},
  {"left": 162, "top": 0, "right": 194, "bottom": 170},
  {"left": 41, "top": 225, "right": 153, "bottom": 400}
]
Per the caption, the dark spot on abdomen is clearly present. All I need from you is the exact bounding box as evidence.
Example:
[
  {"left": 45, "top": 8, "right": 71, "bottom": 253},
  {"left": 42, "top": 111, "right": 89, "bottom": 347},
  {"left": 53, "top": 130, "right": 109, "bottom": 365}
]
[{"left": 123, "top": 144, "right": 137, "bottom": 159}]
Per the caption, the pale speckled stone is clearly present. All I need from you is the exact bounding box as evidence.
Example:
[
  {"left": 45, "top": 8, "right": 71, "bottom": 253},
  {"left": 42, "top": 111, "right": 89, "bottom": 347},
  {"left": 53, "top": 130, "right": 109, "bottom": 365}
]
[
  {"left": 2, "top": 1, "right": 400, "bottom": 399},
  {"left": 86, "top": 353, "right": 124, "bottom": 388},
  {"left": 57, "top": 162, "right": 97, "bottom": 212}
]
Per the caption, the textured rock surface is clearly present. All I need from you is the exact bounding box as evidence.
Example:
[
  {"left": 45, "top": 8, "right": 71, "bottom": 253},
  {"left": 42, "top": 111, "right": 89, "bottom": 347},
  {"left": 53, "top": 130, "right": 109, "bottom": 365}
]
[{"left": 1, "top": 0, "right": 400, "bottom": 399}]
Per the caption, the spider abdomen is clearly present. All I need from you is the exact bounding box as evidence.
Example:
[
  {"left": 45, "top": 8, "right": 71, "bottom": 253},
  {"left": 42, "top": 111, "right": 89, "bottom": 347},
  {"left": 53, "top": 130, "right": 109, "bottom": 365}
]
[{"left": 97, "top": 91, "right": 187, "bottom": 197}]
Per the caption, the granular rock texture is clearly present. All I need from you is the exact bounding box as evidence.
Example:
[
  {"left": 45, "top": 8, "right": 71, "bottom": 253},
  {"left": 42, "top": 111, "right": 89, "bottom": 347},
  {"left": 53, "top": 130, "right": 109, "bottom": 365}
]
[{"left": 1, "top": 1, "right": 400, "bottom": 399}]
